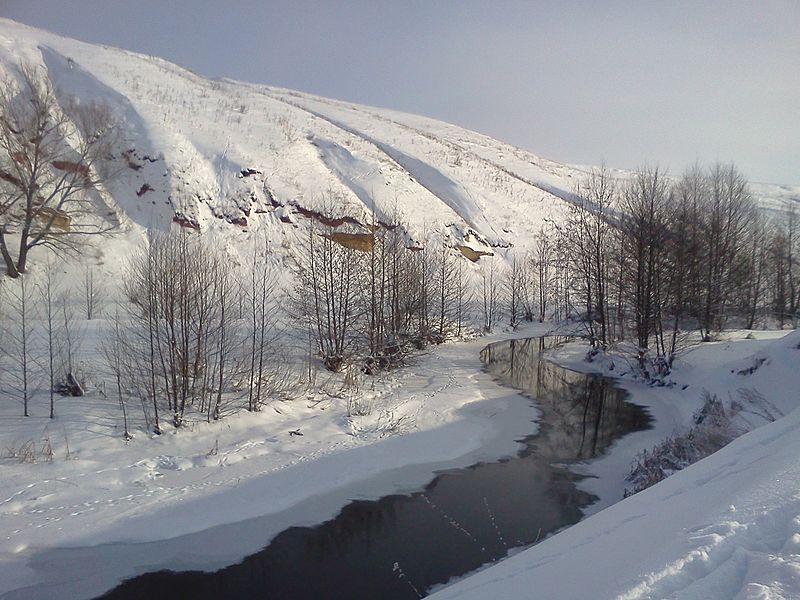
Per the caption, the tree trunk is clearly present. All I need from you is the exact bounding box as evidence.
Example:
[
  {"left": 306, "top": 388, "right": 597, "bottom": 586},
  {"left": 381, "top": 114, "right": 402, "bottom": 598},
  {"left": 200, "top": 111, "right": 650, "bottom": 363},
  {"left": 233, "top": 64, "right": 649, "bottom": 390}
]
[{"left": 0, "top": 232, "right": 19, "bottom": 278}]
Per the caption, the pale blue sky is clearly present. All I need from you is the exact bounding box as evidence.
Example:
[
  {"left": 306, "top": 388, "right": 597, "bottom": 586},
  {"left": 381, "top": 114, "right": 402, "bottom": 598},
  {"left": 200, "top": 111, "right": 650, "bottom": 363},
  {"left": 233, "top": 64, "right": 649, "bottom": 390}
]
[{"left": 2, "top": 1, "right": 797, "bottom": 183}]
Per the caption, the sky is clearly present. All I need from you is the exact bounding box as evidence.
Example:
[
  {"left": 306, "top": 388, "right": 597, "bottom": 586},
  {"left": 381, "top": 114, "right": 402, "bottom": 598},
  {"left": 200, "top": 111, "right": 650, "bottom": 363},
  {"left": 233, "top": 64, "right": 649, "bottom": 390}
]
[{"left": 1, "top": 1, "right": 797, "bottom": 184}]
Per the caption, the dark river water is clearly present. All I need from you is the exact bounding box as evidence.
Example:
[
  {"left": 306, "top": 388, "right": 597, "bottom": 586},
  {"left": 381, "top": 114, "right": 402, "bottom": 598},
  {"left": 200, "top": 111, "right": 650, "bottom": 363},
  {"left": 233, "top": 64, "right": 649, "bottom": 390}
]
[{"left": 98, "top": 336, "right": 650, "bottom": 600}]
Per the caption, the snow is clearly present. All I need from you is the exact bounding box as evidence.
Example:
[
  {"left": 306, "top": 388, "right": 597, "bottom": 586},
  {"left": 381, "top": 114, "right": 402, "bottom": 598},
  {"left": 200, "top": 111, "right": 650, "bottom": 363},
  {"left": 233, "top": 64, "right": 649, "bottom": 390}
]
[
  {"left": 430, "top": 410, "right": 800, "bottom": 599},
  {"left": 428, "top": 330, "right": 800, "bottom": 600},
  {"left": 0, "top": 17, "right": 578, "bottom": 258},
  {"left": 0, "top": 326, "right": 552, "bottom": 600},
  {"left": 0, "top": 15, "right": 800, "bottom": 600},
  {"left": 5, "top": 322, "right": 798, "bottom": 600},
  {"left": 1, "top": 17, "right": 793, "bottom": 264},
  {"left": 539, "top": 330, "right": 796, "bottom": 515}
]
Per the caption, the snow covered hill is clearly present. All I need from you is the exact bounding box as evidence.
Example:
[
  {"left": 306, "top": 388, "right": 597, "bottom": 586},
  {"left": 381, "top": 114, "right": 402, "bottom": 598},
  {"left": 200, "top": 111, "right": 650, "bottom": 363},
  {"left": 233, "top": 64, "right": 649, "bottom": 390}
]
[
  {"left": 0, "top": 16, "right": 582, "bottom": 267},
  {"left": 2, "top": 17, "right": 800, "bottom": 600},
  {"left": 0, "top": 16, "right": 797, "bottom": 276}
]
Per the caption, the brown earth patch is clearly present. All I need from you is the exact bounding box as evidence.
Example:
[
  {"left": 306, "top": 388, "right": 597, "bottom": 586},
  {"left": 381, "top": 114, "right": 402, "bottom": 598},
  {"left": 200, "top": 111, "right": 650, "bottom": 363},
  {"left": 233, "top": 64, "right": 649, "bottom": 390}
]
[
  {"left": 322, "top": 232, "right": 374, "bottom": 252},
  {"left": 456, "top": 245, "right": 493, "bottom": 262}
]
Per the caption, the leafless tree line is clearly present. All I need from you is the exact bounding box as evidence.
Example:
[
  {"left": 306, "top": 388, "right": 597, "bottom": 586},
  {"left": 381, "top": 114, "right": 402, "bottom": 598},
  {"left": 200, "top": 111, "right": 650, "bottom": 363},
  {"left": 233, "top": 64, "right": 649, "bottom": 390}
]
[
  {"left": 3, "top": 62, "right": 797, "bottom": 432},
  {"left": 0, "top": 261, "right": 85, "bottom": 418},
  {"left": 293, "top": 199, "right": 473, "bottom": 373},
  {"left": 0, "top": 229, "right": 286, "bottom": 438},
  {"left": 498, "top": 163, "right": 799, "bottom": 378},
  {"left": 104, "top": 230, "right": 287, "bottom": 434}
]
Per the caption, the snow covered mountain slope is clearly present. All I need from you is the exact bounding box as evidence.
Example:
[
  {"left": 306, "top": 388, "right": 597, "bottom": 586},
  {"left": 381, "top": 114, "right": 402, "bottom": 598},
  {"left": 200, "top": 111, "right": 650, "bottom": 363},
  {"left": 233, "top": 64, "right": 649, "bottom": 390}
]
[
  {"left": 1, "top": 16, "right": 796, "bottom": 270},
  {"left": 0, "top": 17, "right": 583, "bottom": 262}
]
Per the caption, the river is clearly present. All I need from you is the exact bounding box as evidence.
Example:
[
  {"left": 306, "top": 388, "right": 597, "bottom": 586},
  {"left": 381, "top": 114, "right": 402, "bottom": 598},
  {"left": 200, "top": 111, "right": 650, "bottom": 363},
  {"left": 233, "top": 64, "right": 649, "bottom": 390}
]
[{"left": 99, "top": 336, "right": 650, "bottom": 599}]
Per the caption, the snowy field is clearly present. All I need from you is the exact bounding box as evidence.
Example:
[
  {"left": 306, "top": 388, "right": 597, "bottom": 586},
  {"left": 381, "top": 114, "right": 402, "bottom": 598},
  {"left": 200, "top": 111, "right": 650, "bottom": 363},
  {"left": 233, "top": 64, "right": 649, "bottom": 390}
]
[
  {"left": 0, "top": 324, "right": 553, "bottom": 599},
  {"left": 2, "top": 324, "right": 799, "bottom": 599}
]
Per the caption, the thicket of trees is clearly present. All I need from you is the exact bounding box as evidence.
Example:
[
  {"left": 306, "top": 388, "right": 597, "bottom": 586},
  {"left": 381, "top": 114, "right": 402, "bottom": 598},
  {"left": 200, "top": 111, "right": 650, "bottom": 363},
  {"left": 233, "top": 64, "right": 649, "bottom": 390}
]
[
  {"left": 0, "top": 230, "right": 286, "bottom": 434},
  {"left": 104, "top": 230, "right": 291, "bottom": 433},
  {"left": 118, "top": 231, "right": 242, "bottom": 431},
  {"left": 0, "top": 216, "right": 476, "bottom": 433},
  {"left": 294, "top": 203, "right": 473, "bottom": 375},
  {"left": 500, "top": 163, "right": 799, "bottom": 378},
  {"left": 2, "top": 158, "right": 798, "bottom": 433}
]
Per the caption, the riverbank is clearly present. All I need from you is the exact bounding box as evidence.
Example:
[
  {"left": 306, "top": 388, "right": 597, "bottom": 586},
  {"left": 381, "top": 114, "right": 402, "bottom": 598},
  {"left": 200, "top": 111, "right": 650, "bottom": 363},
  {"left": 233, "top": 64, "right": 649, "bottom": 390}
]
[
  {"left": 6, "top": 326, "right": 791, "bottom": 599},
  {"left": 97, "top": 333, "right": 649, "bottom": 599},
  {"left": 430, "top": 328, "right": 800, "bottom": 599},
  {"left": 0, "top": 327, "right": 549, "bottom": 599},
  {"left": 543, "top": 329, "right": 794, "bottom": 514}
]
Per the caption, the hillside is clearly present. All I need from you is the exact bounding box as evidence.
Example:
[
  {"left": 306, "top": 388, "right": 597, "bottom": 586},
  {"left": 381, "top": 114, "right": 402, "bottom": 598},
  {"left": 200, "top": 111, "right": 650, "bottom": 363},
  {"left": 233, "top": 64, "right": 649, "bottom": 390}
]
[
  {"left": 1, "top": 17, "right": 797, "bottom": 278},
  {"left": 0, "top": 16, "right": 585, "bottom": 271}
]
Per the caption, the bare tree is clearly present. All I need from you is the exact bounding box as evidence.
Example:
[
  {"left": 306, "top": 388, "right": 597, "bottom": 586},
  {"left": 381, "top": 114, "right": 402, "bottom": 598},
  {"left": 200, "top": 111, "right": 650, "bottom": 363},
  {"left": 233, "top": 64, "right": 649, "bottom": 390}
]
[
  {"left": 453, "top": 250, "right": 473, "bottom": 338},
  {"left": 123, "top": 231, "right": 247, "bottom": 426},
  {"left": 618, "top": 166, "right": 670, "bottom": 373},
  {"left": 565, "top": 167, "right": 616, "bottom": 347},
  {"left": 532, "top": 225, "right": 555, "bottom": 323},
  {"left": 402, "top": 233, "right": 437, "bottom": 348},
  {"left": 481, "top": 255, "right": 500, "bottom": 332},
  {"left": 430, "top": 240, "right": 469, "bottom": 341},
  {"left": 101, "top": 305, "right": 131, "bottom": 440},
  {"left": 245, "top": 234, "right": 283, "bottom": 412},
  {"left": 742, "top": 210, "right": 768, "bottom": 330},
  {"left": 698, "top": 163, "right": 753, "bottom": 337},
  {"left": 768, "top": 225, "right": 791, "bottom": 328},
  {"left": 0, "top": 63, "right": 117, "bottom": 278},
  {"left": 3, "top": 275, "right": 36, "bottom": 415},
  {"left": 82, "top": 264, "right": 107, "bottom": 320},
  {"left": 38, "top": 261, "right": 62, "bottom": 418},
  {"left": 294, "top": 202, "right": 363, "bottom": 372},
  {"left": 207, "top": 247, "right": 244, "bottom": 421},
  {"left": 783, "top": 200, "right": 798, "bottom": 324},
  {"left": 503, "top": 252, "right": 525, "bottom": 329}
]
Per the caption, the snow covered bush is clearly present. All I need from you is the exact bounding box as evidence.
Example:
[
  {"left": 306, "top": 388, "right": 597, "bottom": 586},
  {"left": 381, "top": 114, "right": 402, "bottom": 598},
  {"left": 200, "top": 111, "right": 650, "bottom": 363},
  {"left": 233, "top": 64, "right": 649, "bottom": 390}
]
[{"left": 625, "top": 391, "right": 743, "bottom": 496}]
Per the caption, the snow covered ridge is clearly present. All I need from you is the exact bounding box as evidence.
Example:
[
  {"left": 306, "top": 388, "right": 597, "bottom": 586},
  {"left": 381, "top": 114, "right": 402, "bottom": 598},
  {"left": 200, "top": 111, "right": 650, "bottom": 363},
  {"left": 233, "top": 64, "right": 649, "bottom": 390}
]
[
  {"left": 0, "top": 16, "right": 796, "bottom": 265},
  {"left": 0, "top": 16, "right": 583, "bottom": 259}
]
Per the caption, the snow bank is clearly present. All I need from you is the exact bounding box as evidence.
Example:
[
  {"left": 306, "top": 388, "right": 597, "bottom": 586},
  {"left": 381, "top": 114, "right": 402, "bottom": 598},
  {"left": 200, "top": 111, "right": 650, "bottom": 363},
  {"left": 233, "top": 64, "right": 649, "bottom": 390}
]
[
  {"left": 430, "top": 404, "right": 800, "bottom": 599},
  {"left": 429, "top": 331, "right": 800, "bottom": 599},
  {"left": 0, "top": 331, "right": 550, "bottom": 600}
]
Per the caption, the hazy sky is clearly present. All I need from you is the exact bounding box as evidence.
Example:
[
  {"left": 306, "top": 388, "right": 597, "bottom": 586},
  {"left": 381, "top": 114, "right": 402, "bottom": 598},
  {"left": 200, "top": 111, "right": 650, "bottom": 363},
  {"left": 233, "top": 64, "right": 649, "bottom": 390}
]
[{"left": 2, "top": 1, "right": 797, "bottom": 183}]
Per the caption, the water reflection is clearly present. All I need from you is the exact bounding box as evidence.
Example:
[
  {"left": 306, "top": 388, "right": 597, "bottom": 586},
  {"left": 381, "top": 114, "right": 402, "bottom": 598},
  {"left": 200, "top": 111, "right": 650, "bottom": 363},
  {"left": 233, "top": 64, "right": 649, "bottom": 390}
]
[
  {"left": 481, "top": 337, "right": 645, "bottom": 460},
  {"left": 99, "top": 337, "right": 649, "bottom": 600}
]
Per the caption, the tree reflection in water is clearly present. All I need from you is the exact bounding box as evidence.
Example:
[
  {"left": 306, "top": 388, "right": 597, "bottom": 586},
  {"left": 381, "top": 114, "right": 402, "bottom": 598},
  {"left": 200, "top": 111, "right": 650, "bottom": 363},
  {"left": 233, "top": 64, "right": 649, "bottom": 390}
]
[
  {"left": 480, "top": 337, "right": 647, "bottom": 460},
  {"left": 100, "top": 337, "right": 649, "bottom": 600}
]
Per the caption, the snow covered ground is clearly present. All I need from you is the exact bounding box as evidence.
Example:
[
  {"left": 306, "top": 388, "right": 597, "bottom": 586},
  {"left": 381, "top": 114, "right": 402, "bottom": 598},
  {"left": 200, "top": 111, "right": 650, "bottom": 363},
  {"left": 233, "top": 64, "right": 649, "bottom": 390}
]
[
  {"left": 429, "top": 329, "right": 800, "bottom": 600},
  {"left": 3, "top": 324, "right": 798, "bottom": 600},
  {"left": 0, "top": 325, "right": 552, "bottom": 599}
]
